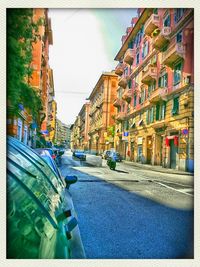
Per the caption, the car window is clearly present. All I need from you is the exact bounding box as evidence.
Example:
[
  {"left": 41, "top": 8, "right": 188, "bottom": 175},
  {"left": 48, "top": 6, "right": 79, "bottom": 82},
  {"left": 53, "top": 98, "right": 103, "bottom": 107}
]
[
  {"left": 7, "top": 143, "right": 63, "bottom": 217},
  {"left": 8, "top": 137, "right": 63, "bottom": 191},
  {"left": 7, "top": 174, "right": 68, "bottom": 259}
]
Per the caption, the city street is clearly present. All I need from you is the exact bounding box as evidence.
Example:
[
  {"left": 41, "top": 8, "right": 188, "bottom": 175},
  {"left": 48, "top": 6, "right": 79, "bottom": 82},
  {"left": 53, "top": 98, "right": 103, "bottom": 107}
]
[{"left": 60, "top": 150, "right": 194, "bottom": 259}]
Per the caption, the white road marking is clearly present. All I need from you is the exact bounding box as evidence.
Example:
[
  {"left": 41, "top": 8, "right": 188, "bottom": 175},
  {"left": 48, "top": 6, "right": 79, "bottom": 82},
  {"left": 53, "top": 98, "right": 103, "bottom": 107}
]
[{"left": 155, "top": 182, "right": 194, "bottom": 196}]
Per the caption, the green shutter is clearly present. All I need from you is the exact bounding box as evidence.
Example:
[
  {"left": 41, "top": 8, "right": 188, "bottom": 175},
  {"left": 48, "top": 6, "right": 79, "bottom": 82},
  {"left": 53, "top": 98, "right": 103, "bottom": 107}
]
[
  {"left": 158, "top": 77, "right": 161, "bottom": 87},
  {"left": 156, "top": 104, "right": 160, "bottom": 121},
  {"left": 146, "top": 110, "right": 149, "bottom": 124}
]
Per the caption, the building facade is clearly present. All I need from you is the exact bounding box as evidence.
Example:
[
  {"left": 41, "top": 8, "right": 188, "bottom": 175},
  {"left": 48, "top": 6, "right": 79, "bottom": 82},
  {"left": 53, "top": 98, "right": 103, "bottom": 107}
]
[
  {"left": 77, "top": 103, "right": 91, "bottom": 151},
  {"left": 7, "top": 9, "right": 54, "bottom": 148},
  {"left": 114, "top": 8, "right": 194, "bottom": 171},
  {"left": 88, "top": 71, "right": 118, "bottom": 154}
]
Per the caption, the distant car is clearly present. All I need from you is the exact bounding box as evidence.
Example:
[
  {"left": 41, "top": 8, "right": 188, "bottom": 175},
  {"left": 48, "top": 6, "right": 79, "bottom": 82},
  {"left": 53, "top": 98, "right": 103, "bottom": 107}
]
[
  {"left": 102, "top": 150, "right": 111, "bottom": 160},
  {"left": 72, "top": 150, "right": 86, "bottom": 161},
  {"left": 7, "top": 136, "right": 85, "bottom": 259},
  {"left": 108, "top": 151, "right": 122, "bottom": 162}
]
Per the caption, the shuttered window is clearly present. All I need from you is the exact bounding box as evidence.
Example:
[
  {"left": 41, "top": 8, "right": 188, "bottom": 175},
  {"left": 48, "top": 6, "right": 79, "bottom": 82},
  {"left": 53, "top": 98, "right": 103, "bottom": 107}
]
[
  {"left": 156, "top": 104, "right": 160, "bottom": 121},
  {"left": 150, "top": 107, "right": 154, "bottom": 123},
  {"left": 172, "top": 97, "right": 179, "bottom": 115},
  {"left": 174, "top": 62, "right": 182, "bottom": 84}
]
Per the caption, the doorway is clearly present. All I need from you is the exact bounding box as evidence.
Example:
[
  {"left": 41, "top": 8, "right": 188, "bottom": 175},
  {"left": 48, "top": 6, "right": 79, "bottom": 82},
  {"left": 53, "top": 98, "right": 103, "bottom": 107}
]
[
  {"left": 170, "top": 139, "right": 178, "bottom": 169},
  {"left": 147, "top": 136, "right": 152, "bottom": 164}
]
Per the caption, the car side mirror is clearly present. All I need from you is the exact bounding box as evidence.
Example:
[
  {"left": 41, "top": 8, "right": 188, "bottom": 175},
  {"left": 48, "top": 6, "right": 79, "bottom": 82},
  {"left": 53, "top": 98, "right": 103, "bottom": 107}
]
[{"left": 65, "top": 175, "right": 78, "bottom": 189}]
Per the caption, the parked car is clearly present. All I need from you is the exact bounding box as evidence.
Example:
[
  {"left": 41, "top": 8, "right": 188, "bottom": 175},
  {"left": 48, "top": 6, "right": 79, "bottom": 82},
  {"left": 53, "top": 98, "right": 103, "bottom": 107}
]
[
  {"left": 7, "top": 136, "right": 85, "bottom": 259},
  {"left": 34, "top": 148, "right": 63, "bottom": 177},
  {"left": 72, "top": 150, "right": 86, "bottom": 161},
  {"left": 102, "top": 150, "right": 111, "bottom": 160}
]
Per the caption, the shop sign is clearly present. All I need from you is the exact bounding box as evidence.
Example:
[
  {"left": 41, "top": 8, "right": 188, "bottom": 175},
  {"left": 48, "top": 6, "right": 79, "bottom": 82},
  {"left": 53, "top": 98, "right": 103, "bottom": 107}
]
[
  {"left": 123, "top": 132, "right": 129, "bottom": 137},
  {"left": 137, "top": 137, "right": 143, "bottom": 145},
  {"left": 182, "top": 128, "right": 189, "bottom": 135}
]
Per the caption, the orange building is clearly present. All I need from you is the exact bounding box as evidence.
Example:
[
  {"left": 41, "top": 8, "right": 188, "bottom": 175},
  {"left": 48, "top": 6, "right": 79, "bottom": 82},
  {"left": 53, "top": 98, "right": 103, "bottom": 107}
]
[
  {"left": 30, "top": 9, "right": 53, "bottom": 143},
  {"left": 7, "top": 9, "right": 54, "bottom": 147},
  {"left": 88, "top": 71, "right": 118, "bottom": 154}
]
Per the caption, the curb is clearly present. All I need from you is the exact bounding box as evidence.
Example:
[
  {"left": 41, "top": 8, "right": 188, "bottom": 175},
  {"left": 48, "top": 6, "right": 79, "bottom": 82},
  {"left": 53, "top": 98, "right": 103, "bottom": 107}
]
[{"left": 123, "top": 161, "right": 194, "bottom": 176}]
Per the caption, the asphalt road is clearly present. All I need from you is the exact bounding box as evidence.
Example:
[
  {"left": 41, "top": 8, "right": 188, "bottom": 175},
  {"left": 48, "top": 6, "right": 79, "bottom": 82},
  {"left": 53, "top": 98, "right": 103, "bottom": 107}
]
[{"left": 59, "top": 151, "right": 194, "bottom": 259}]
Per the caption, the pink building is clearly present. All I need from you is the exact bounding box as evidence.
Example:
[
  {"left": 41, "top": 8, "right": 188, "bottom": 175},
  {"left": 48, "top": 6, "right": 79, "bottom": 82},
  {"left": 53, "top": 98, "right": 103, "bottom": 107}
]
[{"left": 114, "top": 8, "right": 194, "bottom": 171}]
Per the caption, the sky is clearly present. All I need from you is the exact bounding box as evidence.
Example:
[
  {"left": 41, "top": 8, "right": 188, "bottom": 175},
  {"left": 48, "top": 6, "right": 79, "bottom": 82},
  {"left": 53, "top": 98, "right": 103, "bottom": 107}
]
[{"left": 48, "top": 8, "right": 137, "bottom": 125}]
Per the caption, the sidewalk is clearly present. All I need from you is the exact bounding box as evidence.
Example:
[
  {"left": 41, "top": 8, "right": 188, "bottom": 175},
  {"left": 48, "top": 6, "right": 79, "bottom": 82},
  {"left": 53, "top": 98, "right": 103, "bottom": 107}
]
[{"left": 122, "top": 160, "right": 194, "bottom": 176}]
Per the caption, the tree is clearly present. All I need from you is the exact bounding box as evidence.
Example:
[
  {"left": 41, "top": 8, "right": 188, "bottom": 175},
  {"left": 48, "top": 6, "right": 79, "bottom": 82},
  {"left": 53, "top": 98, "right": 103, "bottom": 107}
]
[{"left": 7, "top": 8, "right": 43, "bottom": 119}]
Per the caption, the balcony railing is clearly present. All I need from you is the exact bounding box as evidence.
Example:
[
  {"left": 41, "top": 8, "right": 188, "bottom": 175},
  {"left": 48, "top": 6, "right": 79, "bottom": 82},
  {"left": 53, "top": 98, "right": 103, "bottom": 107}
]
[
  {"left": 123, "top": 48, "right": 135, "bottom": 65},
  {"left": 113, "top": 98, "right": 123, "bottom": 107},
  {"left": 153, "top": 27, "right": 171, "bottom": 50},
  {"left": 122, "top": 89, "right": 132, "bottom": 103},
  {"left": 149, "top": 87, "right": 168, "bottom": 103},
  {"left": 141, "top": 66, "right": 157, "bottom": 84},
  {"left": 161, "top": 42, "right": 186, "bottom": 67},
  {"left": 118, "top": 76, "right": 127, "bottom": 88},
  {"left": 116, "top": 111, "right": 126, "bottom": 121},
  {"left": 144, "top": 14, "right": 160, "bottom": 36},
  {"left": 115, "top": 62, "right": 125, "bottom": 76}
]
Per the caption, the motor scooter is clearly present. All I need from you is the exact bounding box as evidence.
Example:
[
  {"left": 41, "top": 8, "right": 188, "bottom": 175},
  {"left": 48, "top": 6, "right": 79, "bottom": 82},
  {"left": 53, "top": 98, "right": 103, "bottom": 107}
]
[{"left": 107, "top": 156, "right": 116, "bottom": 170}]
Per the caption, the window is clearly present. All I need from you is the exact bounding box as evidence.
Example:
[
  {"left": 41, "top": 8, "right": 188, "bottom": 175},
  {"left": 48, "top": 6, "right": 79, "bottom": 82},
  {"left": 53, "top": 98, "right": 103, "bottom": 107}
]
[
  {"left": 161, "top": 102, "right": 166, "bottom": 120},
  {"left": 134, "top": 94, "right": 137, "bottom": 107},
  {"left": 172, "top": 97, "right": 179, "bottom": 115},
  {"left": 163, "top": 14, "right": 170, "bottom": 27},
  {"left": 141, "top": 88, "right": 146, "bottom": 103},
  {"left": 146, "top": 110, "right": 149, "bottom": 124},
  {"left": 124, "top": 67, "right": 129, "bottom": 76},
  {"left": 156, "top": 104, "right": 160, "bottom": 121},
  {"left": 148, "top": 80, "right": 156, "bottom": 95},
  {"left": 174, "top": 61, "right": 182, "bottom": 84},
  {"left": 128, "top": 79, "right": 132, "bottom": 89},
  {"left": 176, "top": 31, "right": 183, "bottom": 43},
  {"left": 174, "top": 9, "right": 186, "bottom": 23},
  {"left": 158, "top": 72, "right": 168, "bottom": 88},
  {"left": 142, "top": 41, "right": 149, "bottom": 59},
  {"left": 150, "top": 106, "right": 154, "bottom": 123},
  {"left": 146, "top": 107, "right": 154, "bottom": 124},
  {"left": 153, "top": 8, "right": 158, "bottom": 14},
  {"left": 128, "top": 40, "right": 134, "bottom": 49},
  {"left": 136, "top": 52, "right": 140, "bottom": 65}
]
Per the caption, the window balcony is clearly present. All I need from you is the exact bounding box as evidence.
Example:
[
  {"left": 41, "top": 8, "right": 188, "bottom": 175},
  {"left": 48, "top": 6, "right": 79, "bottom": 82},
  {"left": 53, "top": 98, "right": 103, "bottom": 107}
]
[
  {"left": 123, "top": 48, "right": 135, "bottom": 65},
  {"left": 118, "top": 76, "right": 127, "bottom": 88},
  {"left": 122, "top": 89, "right": 132, "bottom": 103},
  {"left": 115, "top": 63, "right": 125, "bottom": 76},
  {"left": 161, "top": 42, "right": 186, "bottom": 67},
  {"left": 144, "top": 14, "right": 160, "bottom": 36},
  {"left": 116, "top": 112, "right": 126, "bottom": 121},
  {"left": 113, "top": 98, "right": 123, "bottom": 107},
  {"left": 149, "top": 87, "right": 168, "bottom": 103},
  {"left": 153, "top": 27, "right": 171, "bottom": 50},
  {"left": 141, "top": 66, "right": 157, "bottom": 85}
]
